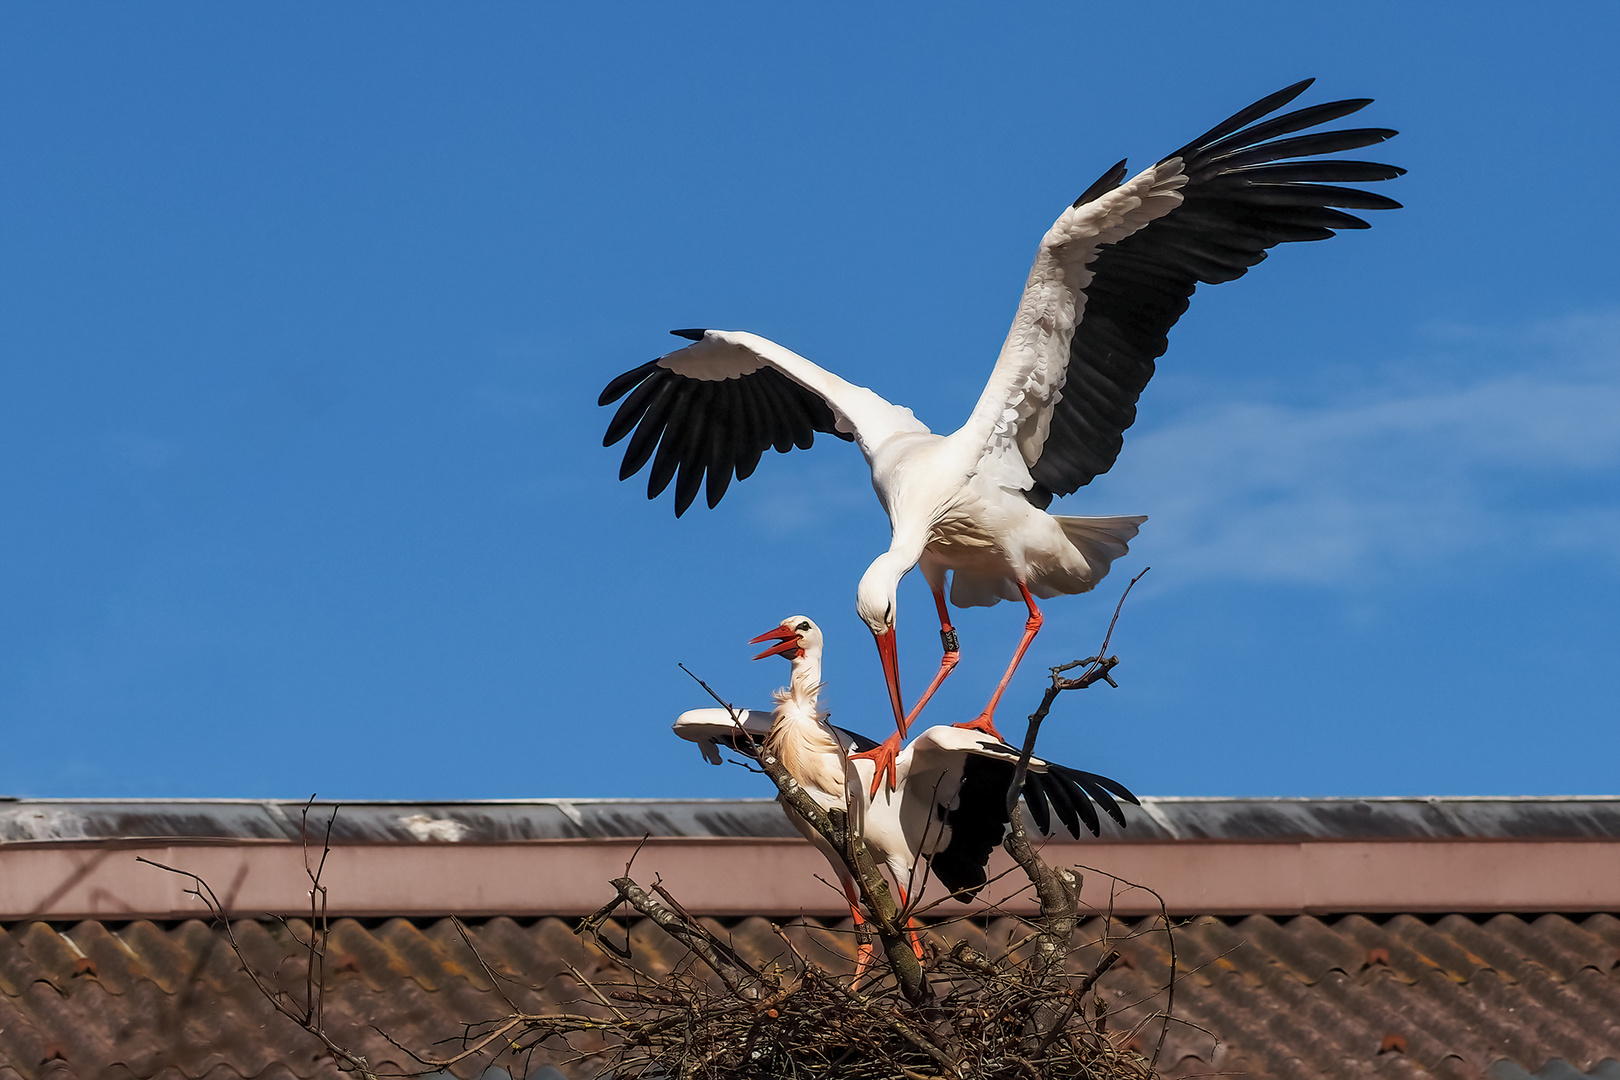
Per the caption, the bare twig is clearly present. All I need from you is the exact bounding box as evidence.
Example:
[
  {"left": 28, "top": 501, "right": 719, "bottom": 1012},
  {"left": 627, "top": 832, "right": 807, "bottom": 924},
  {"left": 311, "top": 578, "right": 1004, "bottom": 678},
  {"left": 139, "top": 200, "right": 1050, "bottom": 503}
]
[
  {"left": 136, "top": 855, "right": 382, "bottom": 1080},
  {"left": 451, "top": 916, "right": 522, "bottom": 1016},
  {"left": 604, "top": 875, "right": 760, "bottom": 996},
  {"left": 1006, "top": 567, "right": 1149, "bottom": 816},
  {"left": 299, "top": 795, "right": 339, "bottom": 1032}
]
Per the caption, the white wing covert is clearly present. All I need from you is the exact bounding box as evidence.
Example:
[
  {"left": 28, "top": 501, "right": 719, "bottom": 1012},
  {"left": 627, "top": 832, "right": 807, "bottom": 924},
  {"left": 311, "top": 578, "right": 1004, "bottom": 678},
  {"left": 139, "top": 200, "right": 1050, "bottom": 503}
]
[{"left": 963, "top": 164, "right": 1187, "bottom": 489}]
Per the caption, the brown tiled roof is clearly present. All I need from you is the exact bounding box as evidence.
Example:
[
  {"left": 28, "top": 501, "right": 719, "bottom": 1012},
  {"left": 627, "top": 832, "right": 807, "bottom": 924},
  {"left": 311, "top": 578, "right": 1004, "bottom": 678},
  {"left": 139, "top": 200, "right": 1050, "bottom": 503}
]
[{"left": 3, "top": 910, "right": 1618, "bottom": 1080}]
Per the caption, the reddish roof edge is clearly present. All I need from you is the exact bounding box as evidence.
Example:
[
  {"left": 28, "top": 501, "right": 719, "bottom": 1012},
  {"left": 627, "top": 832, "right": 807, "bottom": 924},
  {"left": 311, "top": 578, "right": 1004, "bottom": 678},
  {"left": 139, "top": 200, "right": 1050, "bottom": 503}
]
[{"left": 4, "top": 835, "right": 1618, "bottom": 921}]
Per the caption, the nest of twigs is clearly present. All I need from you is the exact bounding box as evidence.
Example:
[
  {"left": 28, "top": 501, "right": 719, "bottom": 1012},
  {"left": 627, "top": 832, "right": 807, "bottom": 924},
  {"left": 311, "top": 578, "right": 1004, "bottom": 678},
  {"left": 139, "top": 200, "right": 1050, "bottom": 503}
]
[{"left": 563, "top": 895, "right": 1156, "bottom": 1080}]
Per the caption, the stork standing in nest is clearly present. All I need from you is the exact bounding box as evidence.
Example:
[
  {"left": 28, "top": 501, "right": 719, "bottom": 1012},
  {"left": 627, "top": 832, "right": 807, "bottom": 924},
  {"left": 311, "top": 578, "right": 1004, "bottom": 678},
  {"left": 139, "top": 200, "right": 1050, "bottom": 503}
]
[{"left": 675, "top": 615, "right": 1137, "bottom": 977}]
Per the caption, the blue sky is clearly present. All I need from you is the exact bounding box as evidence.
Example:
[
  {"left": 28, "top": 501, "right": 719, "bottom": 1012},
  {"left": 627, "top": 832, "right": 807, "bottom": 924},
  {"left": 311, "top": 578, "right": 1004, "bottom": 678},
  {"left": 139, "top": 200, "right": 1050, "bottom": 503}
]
[{"left": 1, "top": 3, "right": 1615, "bottom": 800}]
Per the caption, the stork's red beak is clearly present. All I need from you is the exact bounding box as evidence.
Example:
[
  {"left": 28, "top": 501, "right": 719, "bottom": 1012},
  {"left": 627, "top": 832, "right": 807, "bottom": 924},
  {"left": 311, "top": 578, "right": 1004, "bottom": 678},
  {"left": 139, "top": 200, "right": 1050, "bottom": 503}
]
[
  {"left": 873, "top": 625, "right": 907, "bottom": 737},
  {"left": 750, "top": 625, "right": 801, "bottom": 661}
]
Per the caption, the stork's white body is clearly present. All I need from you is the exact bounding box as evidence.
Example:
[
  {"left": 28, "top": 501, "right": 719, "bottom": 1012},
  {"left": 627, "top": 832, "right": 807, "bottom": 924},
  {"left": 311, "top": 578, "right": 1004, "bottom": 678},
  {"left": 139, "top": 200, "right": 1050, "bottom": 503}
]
[
  {"left": 674, "top": 619, "right": 1068, "bottom": 902},
  {"left": 719, "top": 318, "right": 1148, "bottom": 618},
  {"left": 676, "top": 706, "right": 1017, "bottom": 902}
]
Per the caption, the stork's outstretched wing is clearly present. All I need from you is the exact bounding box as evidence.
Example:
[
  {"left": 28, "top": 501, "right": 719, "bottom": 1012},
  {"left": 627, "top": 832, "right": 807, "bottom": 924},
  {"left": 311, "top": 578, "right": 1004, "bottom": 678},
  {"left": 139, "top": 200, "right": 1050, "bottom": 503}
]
[
  {"left": 600, "top": 329, "right": 928, "bottom": 516},
  {"left": 967, "top": 79, "right": 1403, "bottom": 506},
  {"left": 671, "top": 707, "right": 879, "bottom": 766},
  {"left": 670, "top": 707, "right": 1136, "bottom": 845}
]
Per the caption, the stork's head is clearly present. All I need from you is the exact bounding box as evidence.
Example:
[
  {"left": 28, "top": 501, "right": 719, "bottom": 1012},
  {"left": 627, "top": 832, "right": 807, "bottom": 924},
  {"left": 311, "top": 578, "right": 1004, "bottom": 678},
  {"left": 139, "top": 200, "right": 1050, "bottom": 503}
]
[
  {"left": 749, "top": 615, "right": 822, "bottom": 664},
  {"left": 855, "top": 553, "right": 906, "bottom": 635},
  {"left": 856, "top": 553, "right": 908, "bottom": 733}
]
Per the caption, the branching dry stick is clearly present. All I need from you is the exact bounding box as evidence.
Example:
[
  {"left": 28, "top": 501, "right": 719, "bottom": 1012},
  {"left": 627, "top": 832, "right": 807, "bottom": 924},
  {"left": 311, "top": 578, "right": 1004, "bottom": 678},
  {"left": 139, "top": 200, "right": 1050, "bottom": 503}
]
[
  {"left": 681, "top": 664, "right": 932, "bottom": 1006},
  {"left": 1000, "top": 810, "right": 1081, "bottom": 976},
  {"left": 1005, "top": 567, "right": 1149, "bottom": 817},
  {"left": 299, "top": 795, "right": 340, "bottom": 1033},
  {"left": 608, "top": 876, "right": 759, "bottom": 994},
  {"left": 1034, "top": 949, "right": 1121, "bottom": 1056},
  {"left": 137, "top": 855, "right": 382, "bottom": 1080}
]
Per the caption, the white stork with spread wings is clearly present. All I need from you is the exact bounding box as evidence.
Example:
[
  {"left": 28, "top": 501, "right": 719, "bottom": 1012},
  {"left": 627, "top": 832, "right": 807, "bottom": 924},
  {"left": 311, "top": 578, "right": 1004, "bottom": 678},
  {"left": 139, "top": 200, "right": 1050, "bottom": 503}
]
[
  {"left": 604, "top": 80, "right": 1402, "bottom": 790},
  {"left": 672, "top": 615, "right": 1136, "bottom": 976}
]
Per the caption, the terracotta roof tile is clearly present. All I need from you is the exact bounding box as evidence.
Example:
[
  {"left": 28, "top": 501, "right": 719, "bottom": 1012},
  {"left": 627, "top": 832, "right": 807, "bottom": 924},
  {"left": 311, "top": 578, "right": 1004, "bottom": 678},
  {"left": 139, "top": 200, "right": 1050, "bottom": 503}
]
[{"left": 0, "top": 913, "right": 1616, "bottom": 1078}]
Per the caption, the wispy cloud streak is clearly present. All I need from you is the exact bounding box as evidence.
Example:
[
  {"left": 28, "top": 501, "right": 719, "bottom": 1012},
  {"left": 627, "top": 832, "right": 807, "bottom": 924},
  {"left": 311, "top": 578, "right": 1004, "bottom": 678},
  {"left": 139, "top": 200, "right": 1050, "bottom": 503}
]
[{"left": 1088, "top": 312, "right": 1620, "bottom": 587}]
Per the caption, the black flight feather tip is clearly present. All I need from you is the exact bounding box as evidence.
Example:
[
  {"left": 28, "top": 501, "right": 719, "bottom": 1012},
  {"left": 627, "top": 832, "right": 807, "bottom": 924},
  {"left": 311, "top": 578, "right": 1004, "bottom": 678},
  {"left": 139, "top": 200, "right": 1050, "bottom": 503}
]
[
  {"left": 1073, "top": 159, "right": 1129, "bottom": 208},
  {"left": 669, "top": 328, "right": 708, "bottom": 340}
]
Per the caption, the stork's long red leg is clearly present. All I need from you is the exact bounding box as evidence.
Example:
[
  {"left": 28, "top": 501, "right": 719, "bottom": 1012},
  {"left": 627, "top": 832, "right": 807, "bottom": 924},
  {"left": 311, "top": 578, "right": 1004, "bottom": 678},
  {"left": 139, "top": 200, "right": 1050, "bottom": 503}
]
[
  {"left": 896, "top": 884, "right": 926, "bottom": 961},
  {"left": 900, "top": 581, "right": 961, "bottom": 732},
  {"left": 842, "top": 877, "right": 875, "bottom": 984},
  {"left": 955, "top": 581, "right": 1043, "bottom": 741}
]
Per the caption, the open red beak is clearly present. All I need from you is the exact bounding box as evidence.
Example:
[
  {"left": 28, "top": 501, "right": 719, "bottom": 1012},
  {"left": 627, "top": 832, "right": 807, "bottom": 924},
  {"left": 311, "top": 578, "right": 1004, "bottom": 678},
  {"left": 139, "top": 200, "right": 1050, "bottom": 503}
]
[
  {"left": 873, "top": 626, "right": 907, "bottom": 737},
  {"left": 750, "top": 625, "right": 802, "bottom": 661}
]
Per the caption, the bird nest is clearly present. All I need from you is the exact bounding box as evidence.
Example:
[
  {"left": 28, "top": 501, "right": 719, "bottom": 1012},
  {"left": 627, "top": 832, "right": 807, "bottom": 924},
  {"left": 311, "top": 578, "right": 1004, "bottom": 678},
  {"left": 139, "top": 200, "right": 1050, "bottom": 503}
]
[{"left": 558, "top": 863, "right": 1161, "bottom": 1080}]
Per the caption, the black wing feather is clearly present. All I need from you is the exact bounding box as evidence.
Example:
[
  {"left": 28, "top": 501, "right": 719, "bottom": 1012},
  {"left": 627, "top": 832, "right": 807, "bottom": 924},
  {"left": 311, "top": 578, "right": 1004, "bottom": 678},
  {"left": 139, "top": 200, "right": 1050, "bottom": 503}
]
[
  {"left": 617, "top": 378, "right": 680, "bottom": 479},
  {"left": 929, "top": 757, "right": 1014, "bottom": 900},
  {"left": 646, "top": 386, "right": 696, "bottom": 498},
  {"left": 598, "top": 360, "right": 659, "bottom": 408},
  {"left": 1050, "top": 766, "right": 1124, "bottom": 830},
  {"left": 1051, "top": 767, "right": 1102, "bottom": 837},
  {"left": 1039, "top": 766, "right": 1085, "bottom": 838},
  {"left": 1072, "top": 159, "right": 1128, "bottom": 208},
  {"left": 1021, "top": 775, "right": 1052, "bottom": 834},
  {"left": 731, "top": 377, "right": 768, "bottom": 480},
  {"left": 1171, "top": 78, "right": 1316, "bottom": 154},
  {"left": 599, "top": 349, "right": 853, "bottom": 515},
  {"left": 1071, "top": 767, "right": 1140, "bottom": 808},
  {"left": 603, "top": 370, "right": 665, "bottom": 445},
  {"left": 703, "top": 399, "right": 736, "bottom": 510},
  {"left": 835, "top": 726, "right": 881, "bottom": 753},
  {"left": 668, "top": 416, "right": 710, "bottom": 513},
  {"left": 1028, "top": 82, "right": 1401, "bottom": 504},
  {"left": 1192, "top": 99, "right": 1375, "bottom": 162}
]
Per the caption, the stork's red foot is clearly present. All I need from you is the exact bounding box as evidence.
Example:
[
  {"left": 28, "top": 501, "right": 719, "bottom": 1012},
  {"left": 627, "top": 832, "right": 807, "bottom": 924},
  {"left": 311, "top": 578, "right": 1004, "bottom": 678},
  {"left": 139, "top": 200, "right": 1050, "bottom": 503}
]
[
  {"left": 953, "top": 712, "right": 1006, "bottom": 742},
  {"left": 851, "top": 734, "right": 902, "bottom": 797},
  {"left": 852, "top": 938, "right": 876, "bottom": 985}
]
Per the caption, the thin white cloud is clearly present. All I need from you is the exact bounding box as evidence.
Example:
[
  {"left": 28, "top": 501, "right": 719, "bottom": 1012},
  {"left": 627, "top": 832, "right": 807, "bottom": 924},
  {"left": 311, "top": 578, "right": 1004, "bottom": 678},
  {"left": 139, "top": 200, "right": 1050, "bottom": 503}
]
[{"left": 1081, "top": 311, "right": 1620, "bottom": 587}]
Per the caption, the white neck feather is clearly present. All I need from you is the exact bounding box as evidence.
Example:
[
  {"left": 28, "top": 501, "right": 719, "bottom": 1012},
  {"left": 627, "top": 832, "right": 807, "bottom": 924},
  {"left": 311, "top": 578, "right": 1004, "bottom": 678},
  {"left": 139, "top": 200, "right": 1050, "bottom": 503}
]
[{"left": 765, "top": 654, "right": 845, "bottom": 808}]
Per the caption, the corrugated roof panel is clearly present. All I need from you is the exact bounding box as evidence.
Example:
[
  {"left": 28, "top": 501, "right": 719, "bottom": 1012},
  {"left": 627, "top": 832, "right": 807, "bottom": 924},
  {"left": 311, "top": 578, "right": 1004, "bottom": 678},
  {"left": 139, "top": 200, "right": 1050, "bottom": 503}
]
[{"left": 0, "top": 911, "right": 1615, "bottom": 1077}]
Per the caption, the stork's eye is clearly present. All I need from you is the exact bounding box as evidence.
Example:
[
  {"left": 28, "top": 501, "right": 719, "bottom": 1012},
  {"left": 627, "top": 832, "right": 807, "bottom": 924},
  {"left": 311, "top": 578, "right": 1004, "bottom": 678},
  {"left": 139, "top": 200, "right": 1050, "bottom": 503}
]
[{"left": 796, "top": 621, "right": 811, "bottom": 632}]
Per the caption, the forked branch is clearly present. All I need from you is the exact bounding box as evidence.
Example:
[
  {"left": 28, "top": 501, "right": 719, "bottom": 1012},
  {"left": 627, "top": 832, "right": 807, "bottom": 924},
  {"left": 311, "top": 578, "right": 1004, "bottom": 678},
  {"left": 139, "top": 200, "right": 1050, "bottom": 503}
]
[{"left": 1006, "top": 567, "right": 1149, "bottom": 816}]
